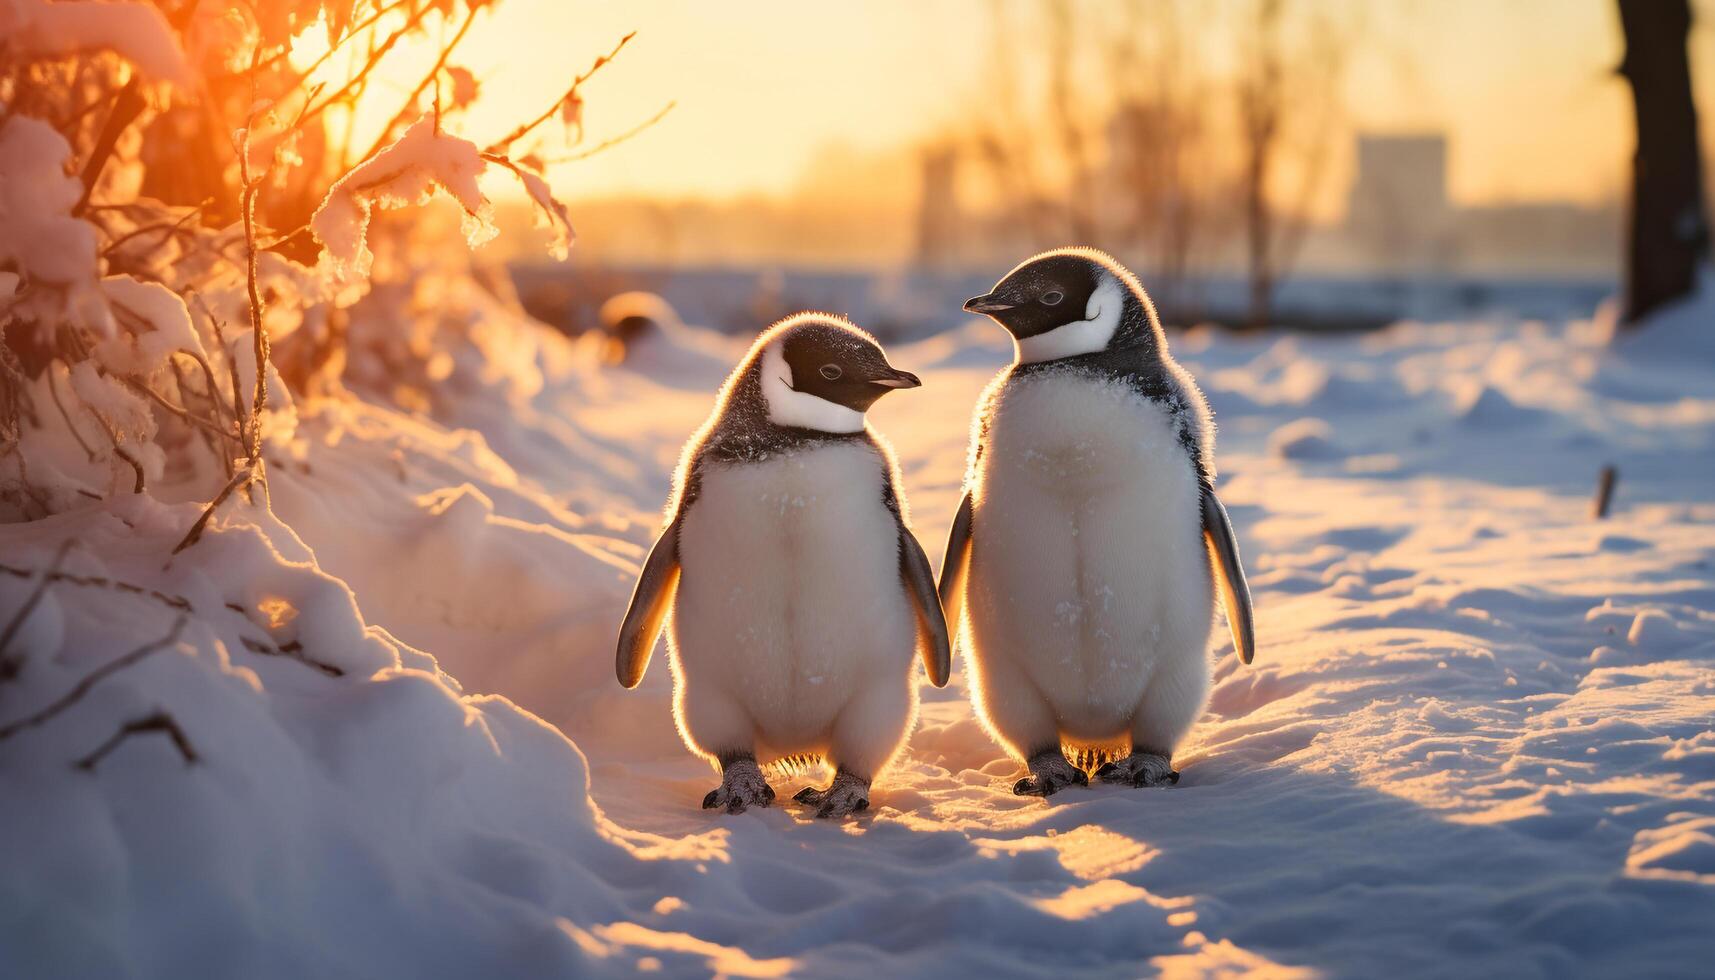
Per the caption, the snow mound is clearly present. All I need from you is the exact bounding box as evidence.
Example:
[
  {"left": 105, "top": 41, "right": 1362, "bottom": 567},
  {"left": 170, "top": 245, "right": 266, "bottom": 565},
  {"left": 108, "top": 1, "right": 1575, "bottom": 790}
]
[
  {"left": 1454, "top": 382, "right": 1554, "bottom": 429},
  {"left": 0, "top": 499, "right": 776, "bottom": 978},
  {"left": 1268, "top": 418, "right": 1345, "bottom": 460},
  {"left": 10, "top": 262, "right": 1715, "bottom": 975},
  {"left": 1605, "top": 267, "right": 1715, "bottom": 364}
]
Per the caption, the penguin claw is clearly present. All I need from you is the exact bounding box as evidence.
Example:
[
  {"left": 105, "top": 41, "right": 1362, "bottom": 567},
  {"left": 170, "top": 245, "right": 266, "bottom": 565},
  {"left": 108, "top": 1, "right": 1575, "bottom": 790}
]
[
  {"left": 794, "top": 769, "right": 871, "bottom": 818},
  {"left": 1095, "top": 751, "right": 1179, "bottom": 788},
  {"left": 703, "top": 756, "right": 774, "bottom": 815},
  {"left": 1013, "top": 751, "right": 1088, "bottom": 797}
]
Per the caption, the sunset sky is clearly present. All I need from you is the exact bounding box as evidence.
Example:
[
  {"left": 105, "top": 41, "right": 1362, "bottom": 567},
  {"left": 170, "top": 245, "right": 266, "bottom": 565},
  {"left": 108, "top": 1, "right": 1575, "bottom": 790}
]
[{"left": 315, "top": 0, "right": 1715, "bottom": 217}]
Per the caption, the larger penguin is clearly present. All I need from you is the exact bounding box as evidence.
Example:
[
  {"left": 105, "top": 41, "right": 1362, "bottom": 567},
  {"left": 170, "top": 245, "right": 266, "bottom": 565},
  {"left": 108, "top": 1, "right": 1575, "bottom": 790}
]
[
  {"left": 616, "top": 313, "right": 951, "bottom": 818},
  {"left": 940, "top": 248, "right": 1255, "bottom": 796}
]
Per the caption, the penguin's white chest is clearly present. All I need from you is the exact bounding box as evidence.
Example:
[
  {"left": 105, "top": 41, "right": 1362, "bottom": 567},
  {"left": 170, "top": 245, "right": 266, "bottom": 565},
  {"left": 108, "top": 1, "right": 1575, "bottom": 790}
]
[
  {"left": 671, "top": 442, "right": 914, "bottom": 747},
  {"left": 967, "top": 373, "right": 1212, "bottom": 736}
]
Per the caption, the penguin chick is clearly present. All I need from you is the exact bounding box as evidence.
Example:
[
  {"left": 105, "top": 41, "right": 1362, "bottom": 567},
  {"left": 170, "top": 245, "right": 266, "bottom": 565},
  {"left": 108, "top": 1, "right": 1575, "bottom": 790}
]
[
  {"left": 941, "top": 248, "right": 1256, "bottom": 797},
  {"left": 616, "top": 313, "right": 952, "bottom": 817},
  {"left": 595, "top": 290, "right": 675, "bottom": 365}
]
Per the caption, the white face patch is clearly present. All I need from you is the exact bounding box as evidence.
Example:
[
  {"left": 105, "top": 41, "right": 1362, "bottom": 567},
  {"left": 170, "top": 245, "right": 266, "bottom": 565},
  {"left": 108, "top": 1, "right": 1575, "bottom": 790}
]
[
  {"left": 1014, "top": 275, "right": 1125, "bottom": 364},
  {"left": 760, "top": 341, "right": 865, "bottom": 433}
]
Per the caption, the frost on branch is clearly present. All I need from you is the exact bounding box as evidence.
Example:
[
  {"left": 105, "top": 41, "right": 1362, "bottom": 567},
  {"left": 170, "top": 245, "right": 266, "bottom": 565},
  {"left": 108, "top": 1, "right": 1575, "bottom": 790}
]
[
  {"left": 95, "top": 276, "right": 208, "bottom": 378},
  {"left": 0, "top": 116, "right": 112, "bottom": 337},
  {"left": 515, "top": 166, "right": 576, "bottom": 261},
  {"left": 313, "top": 115, "right": 579, "bottom": 281},
  {"left": 0, "top": 0, "right": 192, "bottom": 86},
  {"left": 0, "top": 117, "right": 99, "bottom": 288},
  {"left": 312, "top": 116, "right": 497, "bottom": 283},
  {"left": 312, "top": 116, "right": 497, "bottom": 284}
]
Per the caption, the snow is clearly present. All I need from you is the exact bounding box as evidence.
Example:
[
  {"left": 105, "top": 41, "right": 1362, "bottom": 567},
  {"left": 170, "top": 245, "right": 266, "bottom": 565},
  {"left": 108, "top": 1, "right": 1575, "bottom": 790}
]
[
  {"left": 312, "top": 117, "right": 497, "bottom": 284},
  {"left": 0, "top": 117, "right": 101, "bottom": 288},
  {"left": 95, "top": 275, "right": 209, "bottom": 377},
  {"left": 5, "top": 268, "right": 1715, "bottom": 975},
  {"left": 311, "top": 118, "right": 577, "bottom": 283},
  {"left": 0, "top": 0, "right": 192, "bottom": 87}
]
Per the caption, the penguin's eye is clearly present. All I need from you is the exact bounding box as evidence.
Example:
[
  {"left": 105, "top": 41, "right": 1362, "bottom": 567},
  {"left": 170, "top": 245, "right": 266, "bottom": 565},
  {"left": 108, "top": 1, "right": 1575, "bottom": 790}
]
[
  {"left": 1041, "top": 290, "right": 1065, "bottom": 306},
  {"left": 819, "top": 364, "right": 843, "bottom": 381}
]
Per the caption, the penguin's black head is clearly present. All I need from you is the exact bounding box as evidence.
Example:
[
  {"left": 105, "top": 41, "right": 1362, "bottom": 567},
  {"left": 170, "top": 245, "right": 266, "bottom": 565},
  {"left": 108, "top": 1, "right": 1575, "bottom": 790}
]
[
  {"left": 757, "top": 315, "right": 920, "bottom": 432},
  {"left": 964, "top": 249, "right": 1146, "bottom": 363}
]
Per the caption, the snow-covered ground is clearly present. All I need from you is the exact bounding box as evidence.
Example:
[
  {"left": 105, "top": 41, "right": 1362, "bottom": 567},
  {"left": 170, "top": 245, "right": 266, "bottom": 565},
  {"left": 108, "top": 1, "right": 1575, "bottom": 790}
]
[{"left": 4, "top": 273, "right": 1714, "bottom": 977}]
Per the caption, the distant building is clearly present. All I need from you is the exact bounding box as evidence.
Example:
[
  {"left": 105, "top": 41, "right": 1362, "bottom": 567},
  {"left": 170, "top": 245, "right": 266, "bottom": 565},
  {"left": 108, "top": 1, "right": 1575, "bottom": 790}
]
[
  {"left": 1345, "top": 134, "right": 1454, "bottom": 272},
  {"left": 1340, "top": 131, "right": 1618, "bottom": 277},
  {"left": 912, "top": 144, "right": 962, "bottom": 273}
]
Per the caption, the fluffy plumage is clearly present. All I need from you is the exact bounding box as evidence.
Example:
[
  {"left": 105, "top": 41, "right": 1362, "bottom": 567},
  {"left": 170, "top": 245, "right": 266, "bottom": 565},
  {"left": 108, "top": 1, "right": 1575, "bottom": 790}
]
[
  {"left": 948, "top": 248, "right": 1247, "bottom": 776},
  {"left": 962, "top": 370, "right": 1213, "bottom": 759},
  {"left": 616, "top": 313, "right": 948, "bottom": 814}
]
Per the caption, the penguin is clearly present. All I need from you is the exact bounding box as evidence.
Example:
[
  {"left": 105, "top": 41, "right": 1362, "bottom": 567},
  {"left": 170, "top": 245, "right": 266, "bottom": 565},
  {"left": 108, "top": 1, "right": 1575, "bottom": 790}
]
[
  {"left": 594, "top": 290, "right": 667, "bottom": 365},
  {"left": 939, "top": 247, "right": 1255, "bottom": 797},
  {"left": 616, "top": 313, "right": 952, "bottom": 817}
]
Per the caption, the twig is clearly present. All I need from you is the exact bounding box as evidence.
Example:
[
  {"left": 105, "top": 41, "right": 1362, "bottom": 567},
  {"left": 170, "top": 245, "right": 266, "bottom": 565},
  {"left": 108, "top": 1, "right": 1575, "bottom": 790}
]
[
  {"left": 0, "top": 561, "right": 193, "bottom": 614},
  {"left": 189, "top": 295, "right": 247, "bottom": 434},
  {"left": 536, "top": 101, "right": 676, "bottom": 164},
  {"left": 237, "top": 126, "right": 269, "bottom": 465},
  {"left": 45, "top": 364, "right": 97, "bottom": 460},
  {"left": 239, "top": 636, "right": 345, "bottom": 677},
  {"left": 72, "top": 78, "right": 145, "bottom": 215},
  {"left": 75, "top": 710, "right": 197, "bottom": 769},
  {"left": 298, "top": 5, "right": 439, "bottom": 132},
  {"left": 0, "top": 615, "right": 186, "bottom": 742},
  {"left": 100, "top": 199, "right": 212, "bottom": 258},
  {"left": 0, "top": 540, "right": 74, "bottom": 676},
  {"left": 170, "top": 355, "right": 229, "bottom": 477},
  {"left": 484, "top": 31, "right": 636, "bottom": 154},
  {"left": 362, "top": 5, "right": 482, "bottom": 161},
  {"left": 92, "top": 416, "right": 146, "bottom": 494},
  {"left": 1593, "top": 464, "right": 1619, "bottom": 519},
  {"left": 258, "top": 0, "right": 414, "bottom": 77},
  {"left": 117, "top": 375, "right": 239, "bottom": 445},
  {"left": 170, "top": 462, "right": 257, "bottom": 555},
  {"left": 68, "top": 0, "right": 197, "bottom": 215}
]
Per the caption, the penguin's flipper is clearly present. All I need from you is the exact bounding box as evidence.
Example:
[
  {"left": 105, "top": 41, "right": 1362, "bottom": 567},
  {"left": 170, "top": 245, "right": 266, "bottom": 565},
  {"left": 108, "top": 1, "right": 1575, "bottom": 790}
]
[
  {"left": 616, "top": 514, "right": 683, "bottom": 688},
  {"left": 936, "top": 491, "right": 975, "bottom": 638},
  {"left": 900, "top": 526, "right": 953, "bottom": 687},
  {"left": 1200, "top": 483, "right": 1256, "bottom": 665}
]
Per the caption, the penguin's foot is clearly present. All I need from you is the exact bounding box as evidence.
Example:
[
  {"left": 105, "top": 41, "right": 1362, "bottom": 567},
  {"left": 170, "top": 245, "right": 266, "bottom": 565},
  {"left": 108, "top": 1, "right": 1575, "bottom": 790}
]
[
  {"left": 1095, "top": 751, "right": 1179, "bottom": 788},
  {"left": 702, "top": 756, "right": 775, "bottom": 815},
  {"left": 793, "top": 768, "right": 871, "bottom": 818},
  {"left": 1013, "top": 750, "right": 1089, "bottom": 797}
]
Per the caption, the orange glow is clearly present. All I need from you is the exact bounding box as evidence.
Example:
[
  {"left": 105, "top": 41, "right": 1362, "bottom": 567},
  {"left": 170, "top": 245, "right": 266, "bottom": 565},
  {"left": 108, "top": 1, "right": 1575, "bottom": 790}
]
[{"left": 287, "top": 0, "right": 1713, "bottom": 217}]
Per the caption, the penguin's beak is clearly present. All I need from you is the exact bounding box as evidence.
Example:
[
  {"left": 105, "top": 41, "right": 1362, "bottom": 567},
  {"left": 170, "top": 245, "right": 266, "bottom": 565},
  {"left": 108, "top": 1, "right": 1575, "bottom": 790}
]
[
  {"left": 964, "top": 293, "right": 1014, "bottom": 314},
  {"left": 870, "top": 367, "right": 921, "bottom": 389}
]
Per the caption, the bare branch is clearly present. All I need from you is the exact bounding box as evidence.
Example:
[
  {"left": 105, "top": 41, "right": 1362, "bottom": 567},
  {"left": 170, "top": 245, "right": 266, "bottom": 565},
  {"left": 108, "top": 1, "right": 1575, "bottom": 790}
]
[
  {"left": 72, "top": 77, "right": 144, "bottom": 216},
  {"left": 299, "top": 5, "right": 440, "bottom": 132},
  {"left": 362, "top": 5, "right": 483, "bottom": 161},
  {"left": 0, "top": 540, "right": 74, "bottom": 677},
  {"left": 75, "top": 710, "right": 197, "bottom": 769},
  {"left": 0, "top": 562, "right": 194, "bottom": 615},
  {"left": 44, "top": 364, "right": 97, "bottom": 461},
  {"left": 239, "top": 636, "right": 345, "bottom": 677},
  {"left": 484, "top": 31, "right": 636, "bottom": 154},
  {"left": 101, "top": 199, "right": 213, "bottom": 258},
  {"left": 535, "top": 101, "right": 675, "bottom": 165},
  {"left": 0, "top": 615, "right": 187, "bottom": 742}
]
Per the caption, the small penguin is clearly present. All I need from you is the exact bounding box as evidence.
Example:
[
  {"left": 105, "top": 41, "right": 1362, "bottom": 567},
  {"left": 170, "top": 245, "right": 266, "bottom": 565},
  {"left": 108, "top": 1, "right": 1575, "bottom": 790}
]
[
  {"left": 940, "top": 248, "right": 1255, "bottom": 796},
  {"left": 595, "top": 291, "right": 672, "bottom": 366},
  {"left": 617, "top": 313, "right": 951, "bottom": 817}
]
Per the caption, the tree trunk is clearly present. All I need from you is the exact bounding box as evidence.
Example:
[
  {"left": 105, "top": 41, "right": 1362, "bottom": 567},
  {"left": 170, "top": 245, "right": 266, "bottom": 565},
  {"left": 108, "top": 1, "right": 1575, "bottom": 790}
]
[
  {"left": 1245, "top": 134, "right": 1275, "bottom": 329},
  {"left": 1616, "top": 0, "right": 1709, "bottom": 326}
]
